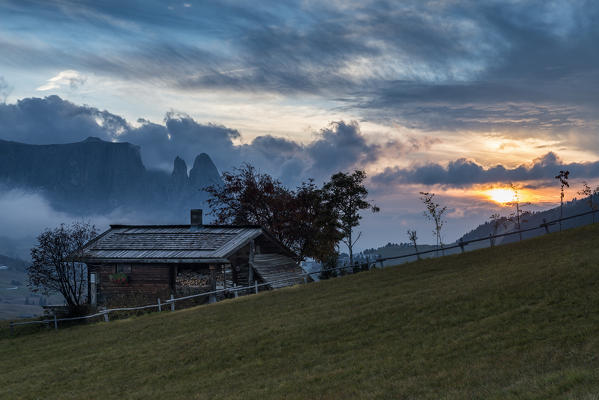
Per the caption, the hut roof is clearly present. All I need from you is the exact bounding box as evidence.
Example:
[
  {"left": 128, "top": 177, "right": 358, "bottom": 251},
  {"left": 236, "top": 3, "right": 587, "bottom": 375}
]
[{"left": 78, "top": 225, "right": 270, "bottom": 263}]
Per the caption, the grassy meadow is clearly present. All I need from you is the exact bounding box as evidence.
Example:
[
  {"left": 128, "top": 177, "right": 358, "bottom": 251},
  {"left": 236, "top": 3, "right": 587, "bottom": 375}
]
[{"left": 1, "top": 224, "right": 599, "bottom": 399}]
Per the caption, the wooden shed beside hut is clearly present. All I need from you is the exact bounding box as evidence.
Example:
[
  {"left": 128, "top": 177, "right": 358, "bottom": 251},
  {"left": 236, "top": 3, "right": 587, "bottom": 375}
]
[{"left": 77, "top": 210, "right": 304, "bottom": 307}]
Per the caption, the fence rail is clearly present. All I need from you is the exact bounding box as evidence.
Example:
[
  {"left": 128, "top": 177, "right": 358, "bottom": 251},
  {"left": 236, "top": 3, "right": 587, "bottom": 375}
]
[
  {"left": 369, "top": 207, "right": 599, "bottom": 265},
  {"left": 8, "top": 206, "right": 599, "bottom": 335}
]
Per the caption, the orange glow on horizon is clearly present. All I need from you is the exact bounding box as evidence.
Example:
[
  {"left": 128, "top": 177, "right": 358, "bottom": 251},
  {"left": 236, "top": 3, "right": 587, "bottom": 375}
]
[
  {"left": 477, "top": 185, "right": 555, "bottom": 206},
  {"left": 486, "top": 188, "right": 516, "bottom": 204},
  {"left": 411, "top": 181, "right": 581, "bottom": 209}
]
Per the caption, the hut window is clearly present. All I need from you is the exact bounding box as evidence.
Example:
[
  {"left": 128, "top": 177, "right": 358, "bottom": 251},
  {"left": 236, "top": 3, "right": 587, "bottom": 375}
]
[{"left": 116, "top": 264, "right": 132, "bottom": 274}]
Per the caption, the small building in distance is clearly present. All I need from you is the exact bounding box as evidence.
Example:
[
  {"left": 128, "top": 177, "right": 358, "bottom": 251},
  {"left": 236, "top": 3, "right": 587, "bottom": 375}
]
[{"left": 77, "top": 210, "right": 304, "bottom": 307}]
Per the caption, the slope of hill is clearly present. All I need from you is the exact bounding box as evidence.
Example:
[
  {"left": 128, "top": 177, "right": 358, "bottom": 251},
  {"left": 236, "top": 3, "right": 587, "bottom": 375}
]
[
  {"left": 363, "top": 242, "right": 441, "bottom": 265},
  {"left": 367, "top": 196, "right": 599, "bottom": 263},
  {"left": 459, "top": 195, "right": 598, "bottom": 244},
  {"left": 2, "top": 224, "right": 599, "bottom": 399}
]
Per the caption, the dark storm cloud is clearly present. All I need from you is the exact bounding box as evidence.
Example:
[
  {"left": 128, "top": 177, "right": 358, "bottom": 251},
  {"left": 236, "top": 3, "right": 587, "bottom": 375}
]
[
  {"left": 0, "top": 0, "right": 275, "bottom": 36},
  {"left": 356, "top": 1, "right": 599, "bottom": 133},
  {"left": 372, "top": 152, "right": 599, "bottom": 188},
  {"left": 8, "top": 0, "right": 591, "bottom": 99},
  {"left": 3, "top": 1, "right": 599, "bottom": 146},
  {"left": 0, "top": 96, "right": 127, "bottom": 144}
]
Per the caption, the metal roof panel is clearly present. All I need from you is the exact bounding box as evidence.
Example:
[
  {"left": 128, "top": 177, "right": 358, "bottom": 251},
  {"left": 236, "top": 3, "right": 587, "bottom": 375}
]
[{"left": 79, "top": 225, "right": 265, "bottom": 262}]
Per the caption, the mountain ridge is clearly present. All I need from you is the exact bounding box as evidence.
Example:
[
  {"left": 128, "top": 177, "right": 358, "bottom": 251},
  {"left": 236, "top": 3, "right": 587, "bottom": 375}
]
[{"left": 0, "top": 137, "right": 222, "bottom": 222}]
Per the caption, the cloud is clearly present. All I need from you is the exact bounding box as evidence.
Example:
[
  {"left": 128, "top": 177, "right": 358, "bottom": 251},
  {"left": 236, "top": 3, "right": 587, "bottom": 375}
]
[
  {"left": 6, "top": 1, "right": 599, "bottom": 248},
  {"left": 36, "top": 70, "right": 87, "bottom": 91},
  {"left": 240, "top": 120, "right": 433, "bottom": 183},
  {"left": 0, "top": 96, "right": 246, "bottom": 172},
  {"left": 372, "top": 152, "right": 599, "bottom": 188},
  {"left": 0, "top": 95, "right": 128, "bottom": 144},
  {"left": 306, "top": 121, "right": 381, "bottom": 174},
  {"left": 0, "top": 76, "right": 11, "bottom": 103},
  {"left": 123, "top": 113, "right": 243, "bottom": 172},
  {"left": 0, "top": 186, "right": 170, "bottom": 258},
  {"left": 0, "top": 96, "right": 427, "bottom": 185},
  {"left": 3, "top": 1, "right": 599, "bottom": 149},
  {"left": 0, "top": 187, "right": 114, "bottom": 238},
  {"left": 350, "top": 1, "right": 599, "bottom": 139},
  {"left": 4, "top": 1, "right": 594, "bottom": 99}
]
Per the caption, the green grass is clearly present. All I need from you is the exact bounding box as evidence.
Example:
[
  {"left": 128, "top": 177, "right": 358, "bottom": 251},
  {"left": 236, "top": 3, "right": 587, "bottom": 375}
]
[{"left": 2, "top": 224, "right": 599, "bottom": 399}]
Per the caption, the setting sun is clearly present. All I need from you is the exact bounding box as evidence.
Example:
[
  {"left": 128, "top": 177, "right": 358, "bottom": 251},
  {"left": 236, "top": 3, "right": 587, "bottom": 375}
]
[{"left": 486, "top": 188, "right": 515, "bottom": 204}]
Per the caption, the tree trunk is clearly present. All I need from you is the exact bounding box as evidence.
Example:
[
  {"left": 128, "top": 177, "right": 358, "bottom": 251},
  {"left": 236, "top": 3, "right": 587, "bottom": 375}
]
[
  {"left": 560, "top": 200, "right": 563, "bottom": 231},
  {"left": 413, "top": 243, "right": 420, "bottom": 260},
  {"left": 347, "top": 230, "right": 353, "bottom": 267}
]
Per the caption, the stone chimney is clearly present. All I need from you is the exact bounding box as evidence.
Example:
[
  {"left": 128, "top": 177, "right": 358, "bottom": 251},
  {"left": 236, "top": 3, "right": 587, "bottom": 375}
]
[{"left": 190, "top": 209, "right": 203, "bottom": 226}]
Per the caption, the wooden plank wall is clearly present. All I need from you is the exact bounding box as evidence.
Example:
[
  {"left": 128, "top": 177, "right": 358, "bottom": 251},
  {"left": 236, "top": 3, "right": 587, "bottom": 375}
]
[
  {"left": 228, "top": 244, "right": 250, "bottom": 285},
  {"left": 89, "top": 263, "right": 172, "bottom": 306}
]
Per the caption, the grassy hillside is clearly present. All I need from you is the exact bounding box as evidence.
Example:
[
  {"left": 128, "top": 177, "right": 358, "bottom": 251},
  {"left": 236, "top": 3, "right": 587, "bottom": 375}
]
[{"left": 2, "top": 225, "right": 599, "bottom": 399}]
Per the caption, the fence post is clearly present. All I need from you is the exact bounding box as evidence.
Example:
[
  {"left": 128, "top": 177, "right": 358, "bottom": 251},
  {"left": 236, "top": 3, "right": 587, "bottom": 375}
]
[
  {"left": 9, "top": 322, "right": 14, "bottom": 336},
  {"left": 170, "top": 294, "right": 175, "bottom": 311},
  {"left": 209, "top": 264, "right": 217, "bottom": 304},
  {"left": 542, "top": 218, "right": 550, "bottom": 234},
  {"left": 248, "top": 240, "right": 255, "bottom": 285},
  {"left": 53, "top": 314, "right": 58, "bottom": 330},
  {"left": 157, "top": 298, "right": 161, "bottom": 312},
  {"left": 303, "top": 276, "right": 307, "bottom": 284},
  {"left": 489, "top": 233, "right": 494, "bottom": 247},
  {"left": 233, "top": 284, "right": 238, "bottom": 298},
  {"left": 459, "top": 239, "right": 465, "bottom": 254},
  {"left": 103, "top": 311, "right": 109, "bottom": 322},
  {"left": 254, "top": 281, "right": 258, "bottom": 294}
]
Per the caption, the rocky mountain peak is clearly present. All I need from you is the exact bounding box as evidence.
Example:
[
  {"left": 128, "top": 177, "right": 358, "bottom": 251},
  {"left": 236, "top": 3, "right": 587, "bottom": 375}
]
[
  {"left": 189, "top": 153, "right": 220, "bottom": 189},
  {"left": 82, "top": 136, "right": 105, "bottom": 143},
  {"left": 171, "top": 156, "right": 188, "bottom": 179}
]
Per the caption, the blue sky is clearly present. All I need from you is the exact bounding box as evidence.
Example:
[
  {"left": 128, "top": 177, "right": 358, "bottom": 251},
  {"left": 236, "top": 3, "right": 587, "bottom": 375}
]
[{"left": 1, "top": 0, "right": 599, "bottom": 248}]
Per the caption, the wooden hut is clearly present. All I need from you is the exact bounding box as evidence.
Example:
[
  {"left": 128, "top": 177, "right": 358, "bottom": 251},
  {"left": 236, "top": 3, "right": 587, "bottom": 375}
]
[{"left": 77, "top": 210, "right": 304, "bottom": 307}]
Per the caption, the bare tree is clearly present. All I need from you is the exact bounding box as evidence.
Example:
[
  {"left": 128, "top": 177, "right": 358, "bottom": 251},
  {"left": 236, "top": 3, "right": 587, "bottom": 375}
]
[
  {"left": 419, "top": 192, "right": 447, "bottom": 256},
  {"left": 27, "top": 222, "right": 97, "bottom": 314},
  {"left": 407, "top": 229, "right": 420, "bottom": 260},
  {"left": 577, "top": 181, "right": 598, "bottom": 224},
  {"left": 489, "top": 213, "right": 508, "bottom": 246},
  {"left": 506, "top": 183, "right": 530, "bottom": 241},
  {"left": 555, "top": 170, "right": 570, "bottom": 231}
]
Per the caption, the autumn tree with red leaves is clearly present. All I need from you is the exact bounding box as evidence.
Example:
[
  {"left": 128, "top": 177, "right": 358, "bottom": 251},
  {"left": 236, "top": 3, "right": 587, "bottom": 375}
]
[{"left": 205, "top": 164, "right": 342, "bottom": 263}]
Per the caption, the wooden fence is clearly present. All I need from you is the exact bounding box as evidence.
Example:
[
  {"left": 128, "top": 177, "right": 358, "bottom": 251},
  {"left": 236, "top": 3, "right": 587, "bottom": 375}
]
[{"left": 8, "top": 207, "right": 599, "bottom": 335}]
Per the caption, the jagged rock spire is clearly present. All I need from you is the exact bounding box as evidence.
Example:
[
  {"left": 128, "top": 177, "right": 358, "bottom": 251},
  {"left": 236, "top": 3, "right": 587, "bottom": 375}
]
[
  {"left": 171, "top": 156, "right": 188, "bottom": 180},
  {"left": 189, "top": 153, "right": 220, "bottom": 189}
]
